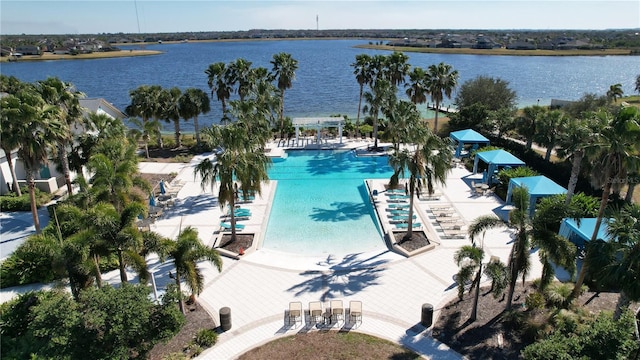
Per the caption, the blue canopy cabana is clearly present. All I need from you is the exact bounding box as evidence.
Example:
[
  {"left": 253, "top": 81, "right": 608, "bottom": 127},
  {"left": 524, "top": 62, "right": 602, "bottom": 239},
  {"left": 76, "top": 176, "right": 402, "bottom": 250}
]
[
  {"left": 449, "top": 129, "right": 490, "bottom": 158},
  {"left": 506, "top": 176, "right": 567, "bottom": 216},
  {"left": 558, "top": 218, "right": 612, "bottom": 249},
  {"left": 472, "top": 149, "right": 526, "bottom": 184}
]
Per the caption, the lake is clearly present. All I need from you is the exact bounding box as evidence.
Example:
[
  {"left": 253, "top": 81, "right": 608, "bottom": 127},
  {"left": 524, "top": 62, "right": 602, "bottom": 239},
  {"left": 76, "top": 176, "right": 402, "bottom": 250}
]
[{"left": 2, "top": 39, "right": 639, "bottom": 132}]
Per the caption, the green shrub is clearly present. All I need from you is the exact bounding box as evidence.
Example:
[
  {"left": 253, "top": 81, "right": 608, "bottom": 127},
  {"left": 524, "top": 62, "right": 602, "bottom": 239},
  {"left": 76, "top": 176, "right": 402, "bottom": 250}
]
[
  {"left": 194, "top": 328, "right": 218, "bottom": 348},
  {"left": 0, "top": 194, "right": 31, "bottom": 211},
  {"left": 525, "top": 292, "right": 546, "bottom": 310},
  {"left": 544, "top": 283, "right": 574, "bottom": 309},
  {"left": 0, "top": 234, "right": 62, "bottom": 288}
]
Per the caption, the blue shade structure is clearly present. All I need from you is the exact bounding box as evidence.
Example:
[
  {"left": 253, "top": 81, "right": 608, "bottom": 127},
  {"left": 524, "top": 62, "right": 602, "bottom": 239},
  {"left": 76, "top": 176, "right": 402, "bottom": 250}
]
[
  {"left": 449, "top": 129, "right": 490, "bottom": 158},
  {"left": 506, "top": 176, "right": 567, "bottom": 217}
]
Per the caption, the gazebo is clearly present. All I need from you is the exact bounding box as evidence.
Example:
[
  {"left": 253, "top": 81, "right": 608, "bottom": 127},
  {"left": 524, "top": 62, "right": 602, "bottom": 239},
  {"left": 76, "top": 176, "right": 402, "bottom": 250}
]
[
  {"left": 292, "top": 117, "right": 344, "bottom": 146},
  {"left": 472, "top": 149, "right": 526, "bottom": 185},
  {"left": 506, "top": 176, "right": 567, "bottom": 216},
  {"left": 558, "top": 218, "right": 612, "bottom": 248},
  {"left": 449, "top": 129, "right": 490, "bottom": 158}
]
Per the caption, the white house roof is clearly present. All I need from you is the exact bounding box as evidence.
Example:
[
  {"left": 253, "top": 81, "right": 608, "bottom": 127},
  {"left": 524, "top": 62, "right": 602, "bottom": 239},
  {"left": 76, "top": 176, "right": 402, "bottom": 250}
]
[{"left": 79, "top": 98, "right": 125, "bottom": 119}]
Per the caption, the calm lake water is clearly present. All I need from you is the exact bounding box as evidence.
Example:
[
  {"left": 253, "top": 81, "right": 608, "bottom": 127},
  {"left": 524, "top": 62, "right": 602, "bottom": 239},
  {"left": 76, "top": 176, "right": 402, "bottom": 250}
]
[{"left": 2, "top": 39, "right": 639, "bottom": 132}]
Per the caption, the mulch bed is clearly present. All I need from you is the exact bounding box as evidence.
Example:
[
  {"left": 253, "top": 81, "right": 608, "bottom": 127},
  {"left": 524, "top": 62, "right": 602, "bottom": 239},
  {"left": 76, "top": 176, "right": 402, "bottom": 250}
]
[
  {"left": 147, "top": 302, "right": 216, "bottom": 360},
  {"left": 393, "top": 231, "right": 430, "bottom": 252},
  {"left": 218, "top": 234, "right": 254, "bottom": 255},
  {"left": 432, "top": 283, "right": 628, "bottom": 360}
]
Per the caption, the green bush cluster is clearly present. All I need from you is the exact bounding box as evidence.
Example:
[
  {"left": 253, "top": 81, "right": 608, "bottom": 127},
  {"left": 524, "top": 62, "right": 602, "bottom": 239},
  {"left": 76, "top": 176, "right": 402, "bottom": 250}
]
[
  {"left": 194, "top": 328, "right": 218, "bottom": 347},
  {"left": 0, "top": 186, "right": 52, "bottom": 212},
  {"left": 0, "top": 234, "right": 61, "bottom": 288}
]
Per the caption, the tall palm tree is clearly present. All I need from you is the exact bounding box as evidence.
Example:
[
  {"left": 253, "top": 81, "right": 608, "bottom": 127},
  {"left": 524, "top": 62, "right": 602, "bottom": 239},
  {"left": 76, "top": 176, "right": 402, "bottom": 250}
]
[
  {"left": 635, "top": 74, "right": 640, "bottom": 94},
  {"left": 351, "top": 54, "right": 373, "bottom": 139},
  {"left": 555, "top": 116, "right": 595, "bottom": 205},
  {"left": 161, "top": 87, "right": 183, "bottom": 148},
  {"left": 205, "top": 62, "right": 232, "bottom": 122},
  {"left": 425, "top": 62, "right": 459, "bottom": 133},
  {"left": 2, "top": 89, "right": 64, "bottom": 233},
  {"left": 37, "top": 77, "right": 86, "bottom": 195},
  {"left": 573, "top": 106, "right": 640, "bottom": 297},
  {"left": 165, "top": 226, "right": 222, "bottom": 314},
  {"left": 363, "top": 78, "right": 394, "bottom": 149},
  {"left": 533, "top": 109, "right": 568, "bottom": 161},
  {"left": 405, "top": 66, "right": 429, "bottom": 116},
  {"left": 228, "top": 58, "right": 253, "bottom": 102},
  {"left": 126, "top": 85, "right": 164, "bottom": 149},
  {"left": 0, "top": 79, "right": 29, "bottom": 196},
  {"left": 178, "top": 88, "right": 211, "bottom": 147},
  {"left": 606, "top": 83, "right": 624, "bottom": 103},
  {"left": 384, "top": 100, "right": 422, "bottom": 151},
  {"left": 388, "top": 125, "right": 451, "bottom": 240},
  {"left": 384, "top": 51, "right": 410, "bottom": 88},
  {"left": 270, "top": 52, "right": 298, "bottom": 138},
  {"left": 195, "top": 124, "right": 270, "bottom": 242},
  {"left": 515, "top": 105, "right": 546, "bottom": 149}
]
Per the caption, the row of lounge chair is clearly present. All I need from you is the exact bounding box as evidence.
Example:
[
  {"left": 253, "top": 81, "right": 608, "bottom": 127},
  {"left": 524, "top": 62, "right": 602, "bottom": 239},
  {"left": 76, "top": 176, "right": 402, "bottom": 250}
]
[
  {"left": 288, "top": 300, "right": 362, "bottom": 329},
  {"left": 428, "top": 205, "right": 466, "bottom": 238},
  {"left": 383, "top": 200, "right": 422, "bottom": 230}
]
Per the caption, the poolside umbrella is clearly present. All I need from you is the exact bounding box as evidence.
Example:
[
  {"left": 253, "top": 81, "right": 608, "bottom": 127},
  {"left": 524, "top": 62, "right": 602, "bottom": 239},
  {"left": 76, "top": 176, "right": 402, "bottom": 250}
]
[
  {"left": 149, "top": 193, "right": 156, "bottom": 207},
  {"left": 159, "top": 180, "right": 166, "bottom": 195}
]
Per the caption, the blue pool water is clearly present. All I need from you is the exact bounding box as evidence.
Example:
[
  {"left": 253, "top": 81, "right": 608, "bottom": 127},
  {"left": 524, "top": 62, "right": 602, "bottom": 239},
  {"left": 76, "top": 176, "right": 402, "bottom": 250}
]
[{"left": 262, "top": 150, "right": 394, "bottom": 255}]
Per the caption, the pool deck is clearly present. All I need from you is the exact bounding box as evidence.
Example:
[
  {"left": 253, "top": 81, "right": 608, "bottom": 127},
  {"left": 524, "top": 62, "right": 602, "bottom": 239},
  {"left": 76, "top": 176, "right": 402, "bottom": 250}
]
[{"left": 1, "top": 138, "right": 547, "bottom": 359}]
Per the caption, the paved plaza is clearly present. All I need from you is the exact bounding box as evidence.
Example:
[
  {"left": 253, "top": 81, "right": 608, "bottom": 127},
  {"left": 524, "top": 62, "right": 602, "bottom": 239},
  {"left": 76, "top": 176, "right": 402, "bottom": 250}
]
[{"left": 1, "top": 139, "right": 546, "bottom": 359}]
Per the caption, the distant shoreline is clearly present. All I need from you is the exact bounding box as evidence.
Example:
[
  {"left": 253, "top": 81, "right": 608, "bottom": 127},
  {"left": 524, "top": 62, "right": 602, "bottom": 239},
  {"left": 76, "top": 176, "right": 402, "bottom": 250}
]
[
  {"left": 354, "top": 44, "right": 634, "bottom": 56},
  {"left": 0, "top": 49, "right": 162, "bottom": 63}
]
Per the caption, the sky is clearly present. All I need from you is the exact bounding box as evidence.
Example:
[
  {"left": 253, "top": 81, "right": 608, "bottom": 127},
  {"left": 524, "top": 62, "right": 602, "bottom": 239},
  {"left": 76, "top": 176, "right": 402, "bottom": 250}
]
[{"left": 1, "top": 0, "right": 639, "bottom": 35}]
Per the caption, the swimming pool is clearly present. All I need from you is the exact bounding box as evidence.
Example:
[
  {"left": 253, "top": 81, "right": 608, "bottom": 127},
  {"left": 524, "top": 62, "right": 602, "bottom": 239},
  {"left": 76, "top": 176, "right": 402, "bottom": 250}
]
[{"left": 262, "top": 150, "right": 394, "bottom": 255}]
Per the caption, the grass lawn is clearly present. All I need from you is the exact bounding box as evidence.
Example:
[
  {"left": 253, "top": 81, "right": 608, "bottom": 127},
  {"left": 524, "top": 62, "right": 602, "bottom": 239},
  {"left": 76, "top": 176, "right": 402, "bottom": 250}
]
[{"left": 237, "top": 332, "right": 421, "bottom": 360}]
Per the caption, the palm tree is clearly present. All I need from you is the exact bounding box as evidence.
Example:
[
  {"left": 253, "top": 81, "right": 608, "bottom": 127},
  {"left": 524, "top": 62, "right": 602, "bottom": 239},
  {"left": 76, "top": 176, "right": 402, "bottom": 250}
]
[
  {"left": 36, "top": 77, "right": 86, "bottom": 195},
  {"left": 388, "top": 126, "right": 451, "bottom": 241},
  {"left": 0, "top": 79, "right": 29, "bottom": 196},
  {"left": 531, "top": 197, "right": 579, "bottom": 291},
  {"left": 573, "top": 106, "right": 640, "bottom": 297},
  {"left": 165, "top": 226, "right": 222, "bottom": 314},
  {"left": 363, "top": 78, "right": 394, "bottom": 149},
  {"left": 270, "top": 52, "right": 298, "bottom": 138},
  {"left": 205, "top": 62, "right": 232, "bottom": 122},
  {"left": 195, "top": 124, "right": 270, "bottom": 242},
  {"left": 127, "top": 117, "right": 159, "bottom": 159},
  {"left": 405, "top": 66, "right": 429, "bottom": 116},
  {"left": 2, "top": 89, "right": 64, "bottom": 233},
  {"left": 533, "top": 109, "right": 568, "bottom": 161},
  {"left": 384, "top": 100, "right": 422, "bottom": 151},
  {"left": 384, "top": 51, "right": 410, "bottom": 88},
  {"left": 606, "top": 83, "right": 624, "bottom": 103},
  {"left": 555, "top": 116, "right": 595, "bottom": 205},
  {"left": 635, "top": 74, "right": 640, "bottom": 94},
  {"left": 515, "top": 105, "right": 546, "bottom": 149},
  {"left": 588, "top": 203, "right": 640, "bottom": 319},
  {"left": 228, "top": 58, "right": 253, "bottom": 102},
  {"left": 178, "top": 88, "right": 211, "bottom": 147},
  {"left": 351, "top": 54, "right": 373, "bottom": 138},
  {"left": 454, "top": 245, "right": 485, "bottom": 322},
  {"left": 126, "top": 85, "right": 164, "bottom": 149},
  {"left": 87, "top": 138, "right": 150, "bottom": 211},
  {"left": 161, "top": 87, "right": 183, "bottom": 148},
  {"left": 425, "top": 62, "right": 459, "bottom": 133},
  {"left": 464, "top": 188, "right": 533, "bottom": 310}
]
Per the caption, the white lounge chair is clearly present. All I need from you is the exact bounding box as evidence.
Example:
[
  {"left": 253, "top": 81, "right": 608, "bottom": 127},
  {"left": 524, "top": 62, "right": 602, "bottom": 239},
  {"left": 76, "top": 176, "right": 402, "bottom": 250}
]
[
  {"left": 288, "top": 301, "right": 302, "bottom": 328},
  {"left": 349, "top": 300, "right": 362, "bottom": 326},
  {"left": 309, "top": 301, "right": 323, "bottom": 328},
  {"left": 330, "top": 299, "right": 344, "bottom": 324}
]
